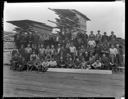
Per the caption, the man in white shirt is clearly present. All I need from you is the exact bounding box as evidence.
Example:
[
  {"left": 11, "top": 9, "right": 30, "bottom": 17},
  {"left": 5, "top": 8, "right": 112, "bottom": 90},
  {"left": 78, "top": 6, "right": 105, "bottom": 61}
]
[
  {"left": 69, "top": 44, "right": 76, "bottom": 53},
  {"left": 48, "top": 58, "right": 57, "bottom": 68},
  {"left": 39, "top": 44, "right": 45, "bottom": 59},
  {"left": 69, "top": 44, "right": 77, "bottom": 58},
  {"left": 92, "top": 60, "right": 102, "bottom": 69},
  {"left": 88, "top": 40, "right": 96, "bottom": 48},
  {"left": 109, "top": 45, "right": 118, "bottom": 64}
]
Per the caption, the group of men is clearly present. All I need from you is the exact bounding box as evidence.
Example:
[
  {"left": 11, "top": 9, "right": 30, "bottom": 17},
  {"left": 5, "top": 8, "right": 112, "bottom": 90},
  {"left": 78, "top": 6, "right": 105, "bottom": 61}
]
[{"left": 10, "top": 30, "right": 124, "bottom": 72}]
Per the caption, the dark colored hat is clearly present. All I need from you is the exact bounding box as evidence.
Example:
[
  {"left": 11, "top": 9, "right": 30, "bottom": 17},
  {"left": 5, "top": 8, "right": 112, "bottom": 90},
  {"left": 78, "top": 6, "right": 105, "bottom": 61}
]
[{"left": 97, "top": 30, "right": 100, "bottom": 32}]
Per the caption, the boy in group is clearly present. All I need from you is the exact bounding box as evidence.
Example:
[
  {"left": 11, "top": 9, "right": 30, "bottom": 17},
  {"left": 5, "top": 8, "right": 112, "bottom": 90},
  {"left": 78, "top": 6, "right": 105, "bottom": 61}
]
[
  {"left": 32, "top": 44, "right": 39, "bottom": 55},
  {"left": 10, "top": 52, "right": 21, "bottom": 70},
  {"left": 39, "top": 44, "right": 45, "bottom": 60},
  {"left": 27, "top": 51, "right": 39, "bottom": 71},
  {"left": 66, "top": 57, "right": 74, "bottom": 68},
  {"left": 41, "top": 59, "right": 49, "bottom": 72},
  {"left": 79, "top": 45, "right": 85, "bottom": 56},
  {"left": 109, "top": 31, "right": 117, "bottom": 45},
  {"left": 88, "top": 54, "right": 96, "bottom": 66},
  {"left": 65, "top": 53, "right": 72, "bottom": 62},
  {"left": 48, "top": 58, "right": 57, "bottom": 68},
  {"left": 102, "top": 32, "right": 109, "bottom": 43},
  {"left": 15, "top": 53, "right": 27, "bottom": 71},
  {"left": 50, "top": 45, "right": 56, "bottom": 57},
  {"left": 83, "top": 51, "right": 89, "bottom": 62},
  {"left": 45, "top": 46, "right": 51, "bottom": 55},
  {"left": 88, "top": 38, "right": 96, "bottom": 48},
  {"left": 95, "top": 30, "right": 102, "bottom": 44},
  {"left": 91, "top": 59, "right": 102, "bottom": 69},
  {"left": 58, "top": 57, "right": 66, "bottom": 68},
  {"left": 74, "top": 57, "right": 81, "bottom": 69},
  {"left": 24, "top": 44, "right": 32, "bottom": 62},
  {"left": 109, "top": 44, "right": 118, "bottom": 66},
  {"left": 80, "top": 58, "right": 89, "bottom": 69},
  {"left": 115, "top": 44, "right": 123, "bottom": 67},
  {"left": 88, "top": 31, "right": 95, "bottom": 40},
  {"left": 101, "top": 53, "right": 110, "bottom": 70},
  {"left": 18, "top": 44, "right": 25, "bottom": 59},
  {"left": 69, "top": 43, "right": 77, "bottom": 59}
]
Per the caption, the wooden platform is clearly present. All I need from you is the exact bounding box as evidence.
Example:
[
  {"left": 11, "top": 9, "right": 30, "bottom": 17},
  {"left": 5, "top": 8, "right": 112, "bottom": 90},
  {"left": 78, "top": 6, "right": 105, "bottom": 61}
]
[
  {"left": 48, "top": 68, "right": 112, "bottom": 74},
  {"left": 3, "top": 66, "right": 124, "bottom": 98}
]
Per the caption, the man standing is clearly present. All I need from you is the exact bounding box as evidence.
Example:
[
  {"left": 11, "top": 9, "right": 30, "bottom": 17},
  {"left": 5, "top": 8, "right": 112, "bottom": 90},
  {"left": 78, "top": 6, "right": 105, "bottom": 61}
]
[
  {"left": 88, "top": 31, "right": 95, "bottom": 40},
  {"left": 24, "top": 44, "right": 32, "bottom": 62},
  {"left": 115, "top": 44, "right": 123, "bottom": 66},
  {"left": 95, "top": 30, "right": 102, "bottom": 44},
  {"left": 109, "top": 31, "right": 117, "bottom": 45},
  {"left": 39, "top": 44, "right": 45, "bottom": 60},
  {"left": 69, "top": 43, "right": 77, "bottom": 59},
  {"left": 102, "top": 32, "right": 109, "bottom": 42},
  {"left": 109, "top": 44, "right": 118, "bottom": 65},
  {"left": 19, "top": 44, "right": 25, "bottom": 59}
]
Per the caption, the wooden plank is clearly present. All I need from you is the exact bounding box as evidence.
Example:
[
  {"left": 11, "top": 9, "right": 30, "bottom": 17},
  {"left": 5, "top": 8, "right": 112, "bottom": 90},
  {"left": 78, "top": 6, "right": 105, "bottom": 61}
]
[{"left": 48, "top": 68, "right": 112, "bottom": 74}]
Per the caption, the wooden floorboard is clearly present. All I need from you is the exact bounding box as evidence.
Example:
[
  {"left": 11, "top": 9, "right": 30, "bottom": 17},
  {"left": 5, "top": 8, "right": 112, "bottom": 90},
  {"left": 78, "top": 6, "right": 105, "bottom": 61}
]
[{"left": 3, "top": 66, "right": 124, "bottom": 98}]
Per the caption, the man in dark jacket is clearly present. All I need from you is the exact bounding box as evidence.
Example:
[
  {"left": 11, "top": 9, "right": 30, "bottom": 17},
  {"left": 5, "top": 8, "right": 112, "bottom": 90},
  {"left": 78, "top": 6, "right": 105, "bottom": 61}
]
[
  {"left": 101, "top": 53, "right": 111, "bottom": 70},
  {"left": 102, "top": 32, "right": 109, "bottom": 42}
]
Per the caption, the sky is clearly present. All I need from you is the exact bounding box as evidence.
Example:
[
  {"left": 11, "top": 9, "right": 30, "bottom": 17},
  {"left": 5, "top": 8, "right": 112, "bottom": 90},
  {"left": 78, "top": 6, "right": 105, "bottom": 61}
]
[{"left": 3, "top": 1, "right": 125, "bottom": 39}]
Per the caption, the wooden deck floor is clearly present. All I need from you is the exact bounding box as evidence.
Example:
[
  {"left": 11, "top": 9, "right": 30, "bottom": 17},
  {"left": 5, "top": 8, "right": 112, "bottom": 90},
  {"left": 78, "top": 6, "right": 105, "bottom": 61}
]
[{"left": 3, "top": 66, "right": 124, "bottom": 98}]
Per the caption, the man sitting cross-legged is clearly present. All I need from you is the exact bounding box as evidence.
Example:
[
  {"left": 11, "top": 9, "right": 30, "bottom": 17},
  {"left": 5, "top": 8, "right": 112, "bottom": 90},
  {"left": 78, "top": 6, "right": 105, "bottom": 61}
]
[
  {"left": 74, "top": 57, "right": 81, "bottom": 69},
  {"left": 41, "top": 59, "right": 49, "bottom": 72},
  {"left": 58, "top": 56, "right": 66, "bottom": 68},
  {"left": 91, "top": 59, "right": 102, "bottom": 69},
  {"left": 48, "top": 58, "right": 57, "bottom": 68},
  {"left": 27, "top": 51, "right": 39, "bottom": 71},
  {"left": 66, "top": 57, "right": 75, "bottom": 68}
]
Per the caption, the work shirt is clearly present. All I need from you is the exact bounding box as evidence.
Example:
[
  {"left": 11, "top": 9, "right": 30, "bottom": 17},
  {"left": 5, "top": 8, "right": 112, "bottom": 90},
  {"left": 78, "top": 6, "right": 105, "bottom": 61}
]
[
  {"left": 92, "top": 61, "right": 101, "bottom": 68},
  {"left": 39, "top": 48, "right": 45, "bottom": 55},
  {"left": 89, "top": 34, "right": 95, "bottom": 40},
  {"left": 25, "top": 47, "right": 32, "bottom": 54},
  {"left": 69, "top": 46, "right": 76, "bottom": 53},
  {"left": 88, "top": 40, "right": 96, "bottom": 47},
  {"left": 95, "top": 34, "right": 102, "bottom": 41},
  {"left": 49, "top": 60, "right": 57, "bottom": 67},
  {"left": 109, "top": 48, "right": 118, "bottom": 56}
]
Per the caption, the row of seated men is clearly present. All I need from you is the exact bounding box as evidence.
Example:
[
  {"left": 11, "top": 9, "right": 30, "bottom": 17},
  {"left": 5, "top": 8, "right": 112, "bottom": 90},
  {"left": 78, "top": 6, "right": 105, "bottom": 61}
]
[{"left": 10, "top": 48, "right": 117, "bottom": 72}]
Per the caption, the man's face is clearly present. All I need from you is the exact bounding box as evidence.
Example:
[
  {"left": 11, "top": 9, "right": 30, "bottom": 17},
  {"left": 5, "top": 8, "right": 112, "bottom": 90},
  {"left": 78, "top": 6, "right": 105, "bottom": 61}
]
[
  {"left": 96, "top": 60, "right": 99, "bottom": 63},
  {"left": 27, "top": 45, "right": 30, "bottom": 47},
  {"left": 104, "top": 33, "right": 107, "bottom": 35},
  {"left": 41, "top": 45, "right": 44, "bottom": 48},
  {"left": 111, "top": 45, "right": 114, "bottom": 48},
  {"left": 52, "top": 45, "right": 54, "bottom": 48},
  {"left": 21, "top": 45, "right": 24, "bottom": 48},
  {"left": 103, "top": 54, "right": 106, "bottom": 57},
  {"left": 111, "top": 32, "right": 114, "bottom": 35}
]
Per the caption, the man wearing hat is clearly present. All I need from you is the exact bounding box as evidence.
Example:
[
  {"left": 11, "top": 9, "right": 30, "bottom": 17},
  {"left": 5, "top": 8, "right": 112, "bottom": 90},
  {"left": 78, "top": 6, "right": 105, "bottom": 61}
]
[
  {"left": 109, "top": 31, "right": 117, "bottom": 45},
  {"left": 101, "top": 32, "right": 109, "bottom": 42},
  {"left": 89, "top": 31, "right": 95, "bottom": 40},
  {"left": 115, "top": 44, "right": 123, "bottom": 67},
  {"left": 95, "top": 30, "right": 102, "bottom": 44},
  {"left": 83, "top": 31, "right": 88, "bottom": 48}
]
